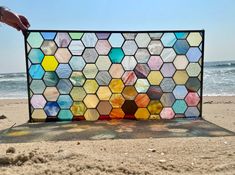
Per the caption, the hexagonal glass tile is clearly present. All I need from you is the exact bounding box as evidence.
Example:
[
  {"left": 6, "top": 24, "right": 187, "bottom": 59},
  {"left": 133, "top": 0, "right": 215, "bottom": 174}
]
[
  {"left": 29, "top": 65, "right": 45, "bottom": 79},
  {"left": 160, "top": 48, "right": 176, "bottom": 62},
  {"left": 185, "top": 92, "right": 200, "bottom": 106},
  {"left": 135, "top": 79, "right": 150, "bottom": 93},
  {"left": 97, "top": 101, "right": 112, "bottom": 115},
  {"left": 147, "top": 40, "right": 163, "bottom": 55},
  {"left": 83, "top": 80, "right": 99, "bottom": 93},
  {"left": 56, "top": 64, "right": 72, "bottom": 79},
  {"left": 122, "top": 56, "right": 137, "bottom": 70},
  {"left": 134, "top": 64, "right": 150, "bottom": 78},
  {"left": 135, "top": 33, "right": 151, "bottom": 48},
  {"left": 95, "top": 71, "right": 111, "bottom": 85},
  {"left": 122, "top": 40, "right": 138, "bottom": 55},
  {"left": 57, "top": 95, "right": 73, "bottom": 109},
  {"left": 122, "top": 71, "right": 137, "bottom": 85},
  {"left": 172, "top": 100, "right": 187, "bottom": 114},
  {"left": 173, "top": 55, "right": 189, "bottom": 70},
  {"left": 109, "top": 64, "right": 124, "bottom": 78},
  {"left": 147, "top": 56, "right": 163, "bottom": 70},
  {"left": 42, "top": 56, "right": 59, "bottom": 71},
  {"left": 122, "top": 86, "right": 138, "bottom": 100},
  {"left": 160, "top": 63, "right": 176, "bottom": 77},
  {"left": 70, "top": 87, "right": 86, "bottom": 101},
  {"left": 84, "top": 95, "right": 99, "bottom": 108},
  {"left": 135, "top": 49, "right": 150, "bottom": 63},
  {"left": 28, "top": 49, "right": 44, "bottom": 64},
  {"left": 55, "top": 32, "right": 71, "bottom": 47},
  {"left": 108, "top": 33, "right": 124, "bottom": 47},
  {"left": 43, "top": 72, "right": 59, "bottom": 87},
  {"left": 83, "top": 64, "right": 98, "bottom": 78},
  {"left": 58, "top": 110, "right": 73, "bottom": 121},
  {"left": 173, "top": 71, "right": 189, "bottom": 84},
  {"left": 160, "top": 78, "right": 175, "bottom": 92},
  {"left": 147, "top": 100, "right": 163, "bottom": 115},
  {"left": 109, "top": 48, "right": 125, "bottom": 63},
  {"left": 187, "top": 32, "right": 202, "bottom": 46},
  {"left": 97, "top": 87, "right": 112, "bottom": 100},
  {"left": 110, "top": 94, "right": 125, "bottom": 108},
  {"left": 186, "top": 63, "right": 201, "bottom": 77},
  {"left": 135, "top": 108, "right": 150, "bottom": 120},
  {"left": 147, "top": 71, "right": 163, "bottom": 85},
  {"left": 95, "top": 40, "right": 111, "bottom": 55},
  {"left": 173, "top": 40, "right": 190, "bottom": 54},
  {"left": 147, "top": 86, "right": 163, "bottom": 100},
  {"left": 135, "top": 94, "right": 150, "bottom": 107},
  {"left": 82, "top": 33, "right": 98, "bottom": 47},
  {"left": 41, "top": 41, "right": 57, "bottom": 55},
  {"left": 161, "top": 33, "right": 177, "bottom": 47},
  {"left": 173, "top": 85, "right": 188, "bottom": 99},
  {"left": 69, "top": 56, "right": 85, "bottom": 71},
  {"left": 70, "top": 72, "right": 86, "bottom": 86},
  {"left": 160, "top": 93, "right": 175, "bottom": 107},
  {"left": 186, "top": 47, "right": 202, "bottom": 62},
  {"left": 44, "top": 102, "right": 60, "bottom": 116},
  {"left": 109, "top": 79, "right": 124, "bottom": 93},
  {"left": 68, "top": 40, "right": 85, "bottom": 55},
  {"left": 55, "top": 80, "right": 72, "bottom": 95},
  {"left": 27, "top": 32, "right": 43, "bottom": 48},
  {"left": 31, "top": 95, "right": 46, "bottom": 109},
  {"left": 96, "top": 56, "right": 112, "bottom": 70},
  {"left": 55, "top": 48, "right": 72, "bottom": 63},
  {"left": 160, "top": 108, "right": 175, "bottom": 119},
  {"left": 71, "top": 102, "right": 86, "bottom": 116},
  {"left": 83, "top": 48, "right": 98, "bottom": 63}
]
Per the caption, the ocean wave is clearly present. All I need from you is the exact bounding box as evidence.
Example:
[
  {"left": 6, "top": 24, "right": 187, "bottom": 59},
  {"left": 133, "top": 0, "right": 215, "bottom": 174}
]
[{"left": 205, "top": 61, "right": 235, "bottom": 68}]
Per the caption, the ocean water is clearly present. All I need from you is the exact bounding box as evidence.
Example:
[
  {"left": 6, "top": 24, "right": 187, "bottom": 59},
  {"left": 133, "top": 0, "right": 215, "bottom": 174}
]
[{"left": 0, "top": 60, "right": 234, "bottom": 99}]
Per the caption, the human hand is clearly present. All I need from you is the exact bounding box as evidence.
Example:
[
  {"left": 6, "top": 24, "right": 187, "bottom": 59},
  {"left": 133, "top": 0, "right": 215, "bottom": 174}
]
[{"left": 0, "top": 7, "right": 30, "bottom": 31}]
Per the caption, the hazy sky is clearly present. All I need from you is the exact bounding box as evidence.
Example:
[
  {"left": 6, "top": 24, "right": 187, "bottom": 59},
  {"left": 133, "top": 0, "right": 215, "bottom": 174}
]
[{"left": 0, "top": 0, "right": 235, "bottom": 73}]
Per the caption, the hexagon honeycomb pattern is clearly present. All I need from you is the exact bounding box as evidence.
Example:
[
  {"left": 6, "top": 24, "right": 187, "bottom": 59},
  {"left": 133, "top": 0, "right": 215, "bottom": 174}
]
[{"left": 25, "top": 30, "right": 204, "bottom": 122}]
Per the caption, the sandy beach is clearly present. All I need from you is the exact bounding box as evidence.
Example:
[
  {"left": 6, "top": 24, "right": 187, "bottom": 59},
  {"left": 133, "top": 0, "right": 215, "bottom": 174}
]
[{"left": 0, "top": 96, "right": 234, "bottom": 174}]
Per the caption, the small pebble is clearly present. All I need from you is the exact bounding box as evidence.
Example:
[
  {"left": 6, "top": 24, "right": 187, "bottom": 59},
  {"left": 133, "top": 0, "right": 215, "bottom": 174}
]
[
  {"left": 6, "top": 147, "right": 16, "bottom": 154},
  {"left": 160, "top": 152, "right": 165, "bottom": 155},
  {"left": 148, "top": 148, "right": 156, "bottom": 152},
  {"left": 77, "top": 141, "right": 80, "bottom": 145},
  {"left": 158, "top": 159, "right": 166, "bottom": 163}
]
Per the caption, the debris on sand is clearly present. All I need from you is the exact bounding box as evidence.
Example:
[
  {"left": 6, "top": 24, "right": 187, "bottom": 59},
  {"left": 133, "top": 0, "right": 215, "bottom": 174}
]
[
  {"left": 6, "top": 147, "right": 16, "bottom": 154},
  {"left": 148, "top": 148, "right": 156, "bottom": 152},
  {"left": 0, "top": 115, "right": 7, "bottom": 119}
]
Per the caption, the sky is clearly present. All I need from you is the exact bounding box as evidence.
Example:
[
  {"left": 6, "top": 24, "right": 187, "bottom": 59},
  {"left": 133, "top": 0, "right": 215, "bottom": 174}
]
[{"left": 0, "top": 0, "right": 235, "bottom": 73}]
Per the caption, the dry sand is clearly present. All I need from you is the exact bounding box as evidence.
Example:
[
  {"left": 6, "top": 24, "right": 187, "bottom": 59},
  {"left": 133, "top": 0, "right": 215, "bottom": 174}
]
[{"left": 0, "top": 96, "right": 234, "bottom": 175}]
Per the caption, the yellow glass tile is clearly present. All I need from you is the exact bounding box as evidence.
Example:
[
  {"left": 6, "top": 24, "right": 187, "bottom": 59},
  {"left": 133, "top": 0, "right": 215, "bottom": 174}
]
[
  {"left": 187, "top": 32, "right": 202, "bottom": 46},
  {"left": 122, "top": 86, "right": 137, "bottom": 100},
  {"left": 70, "top": 87, "right": 86, "bottom": 101},
  {"left": 71, "top": 102, "right": 86, "bottom": 116},
  {"left": 83, "top": 80, "right": 99, "bottom": 93},
  {"left": 97, "top": 87, "right": 112, "bottom": 100},
  {"left": 84, "top": 95, "right": 99, "bottom": 108},
  {"left": 135, "top": 108, "right": 150, "bottom": 120},
  {"left": 84, "top": 109, "right": 99, "bottom": 121},
  {"left": 110, "top": 94, "right": 125, "bottom": 108},
  {"left": 32, "top": 109, "right": 47, "bottom": 121},
  {"left": 109, "top": 79, "right": 124, "bottom": 93},
  {"left": 147, "top": 71, "right": 163, "bottom": 85},
  {"left": 147, "top": 100, "right": 163, "bottom": 115},
  {"left": 42, "top": 56, "right": 58, "bottom": 71},
  {"left": 173, "top": 71, "right": 189, "bottom": 84}
]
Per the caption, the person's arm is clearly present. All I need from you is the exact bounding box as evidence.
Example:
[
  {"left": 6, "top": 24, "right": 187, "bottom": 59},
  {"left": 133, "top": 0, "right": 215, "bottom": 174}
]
[{"left": 0, "top": 6, "right": 30, "bottom": 31}]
